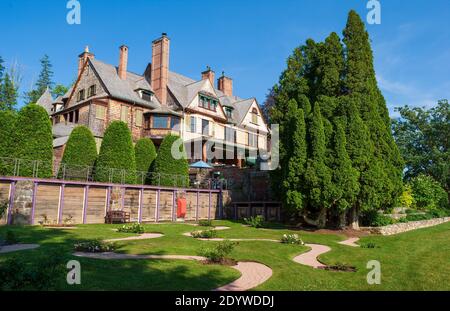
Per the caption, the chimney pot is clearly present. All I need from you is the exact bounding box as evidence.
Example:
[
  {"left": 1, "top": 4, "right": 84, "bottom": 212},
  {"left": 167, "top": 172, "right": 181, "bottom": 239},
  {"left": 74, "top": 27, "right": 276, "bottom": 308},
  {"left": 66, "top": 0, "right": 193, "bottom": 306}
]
[
  {"left": 151, "top": 34, "right": 170, "bottom": 105},
  {"left": 201, "top": 66, "right": 215, "bottom": 86},
  {"left": 218, "top": 73, "right": 233, "bottom": 97},
  {"left": 78, "top": 46, "right": 94, "bottom": 77}
]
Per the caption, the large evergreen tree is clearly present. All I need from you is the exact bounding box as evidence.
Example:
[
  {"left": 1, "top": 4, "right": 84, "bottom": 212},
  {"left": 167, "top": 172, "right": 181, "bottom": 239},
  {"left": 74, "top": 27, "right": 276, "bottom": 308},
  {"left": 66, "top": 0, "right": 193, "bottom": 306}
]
[
  {"left": 151, "top": 134, "right": 189, "bottom": 187},
  {"left": 25, "top": 55, "right": 54, "bottom": 104},
  {"left": 134, "top": 138, "right": 157, "bottom": 184},
  {"left": 94, "top": 121, "right": 136, "bottom": 184},
  {"left": 14, "top": 104, "right": 53, "bottom": 178},
  {"left": 0, "top": 110, "right": 17, "bottom": 175},
  {"left": 60, "top": 126, "right": 97, "bottom": 180}
]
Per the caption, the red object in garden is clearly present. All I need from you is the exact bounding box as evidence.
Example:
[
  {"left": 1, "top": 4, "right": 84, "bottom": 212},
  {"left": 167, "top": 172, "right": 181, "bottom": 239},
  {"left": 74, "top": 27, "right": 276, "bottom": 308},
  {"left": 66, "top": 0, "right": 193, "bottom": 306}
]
[{"left": 177, "top": 198, "right": 187, "bottom": 218}]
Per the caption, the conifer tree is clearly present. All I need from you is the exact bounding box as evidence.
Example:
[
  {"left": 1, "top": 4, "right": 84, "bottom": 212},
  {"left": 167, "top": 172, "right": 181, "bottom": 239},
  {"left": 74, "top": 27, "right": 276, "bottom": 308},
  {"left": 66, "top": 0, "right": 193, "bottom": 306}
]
[
  {"left": 134, "top": 138, "right": 157, "bottom": 184},
  {"left": 25, "top": 55, "right": 54, "bottom": 104},
  {"left": 0, "top": 110, "right": 17, "bottom": 175},
  {"left": 304, "top": 104, "right": 332, "bottom": 228}
]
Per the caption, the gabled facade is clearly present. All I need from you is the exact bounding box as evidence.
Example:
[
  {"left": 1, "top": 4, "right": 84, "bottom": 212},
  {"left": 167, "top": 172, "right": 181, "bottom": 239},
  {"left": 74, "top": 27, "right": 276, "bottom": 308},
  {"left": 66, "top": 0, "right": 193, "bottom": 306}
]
[{"left": 45, "top": 34, "right": 269, "bottom": 168}]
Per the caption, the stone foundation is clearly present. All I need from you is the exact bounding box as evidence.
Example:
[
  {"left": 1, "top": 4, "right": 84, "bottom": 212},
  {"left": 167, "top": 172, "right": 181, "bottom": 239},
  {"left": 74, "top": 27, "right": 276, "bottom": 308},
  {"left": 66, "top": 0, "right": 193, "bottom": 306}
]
[{"left": 362, "top": 217, "right": 450, "bottom": 235}]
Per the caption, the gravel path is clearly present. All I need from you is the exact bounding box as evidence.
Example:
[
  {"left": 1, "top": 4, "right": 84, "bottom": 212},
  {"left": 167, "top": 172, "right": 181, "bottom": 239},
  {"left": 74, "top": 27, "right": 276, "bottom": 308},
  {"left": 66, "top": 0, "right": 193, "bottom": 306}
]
[
  {"left": 104, "top": 233, "right": 164, "bottom": 242},
  {"left": 73, "top": 252, "right": 272, "bottom": 291}
]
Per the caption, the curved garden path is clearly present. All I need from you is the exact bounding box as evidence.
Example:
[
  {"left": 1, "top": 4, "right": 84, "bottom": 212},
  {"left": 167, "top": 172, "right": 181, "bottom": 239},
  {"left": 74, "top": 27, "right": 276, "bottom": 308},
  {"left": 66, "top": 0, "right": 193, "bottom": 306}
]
[
  {"left": 338, "top": 237, "right": 360, "bottom": 247},
  {"left": 293, "top": 244, "right": 331, "bottom": 269},
  {"left": 104, "top": 233, "right": 164, "bottom": 242},
  {"left": 73, "top": 252, "right": 272, "bottom": 291},
  {"left": 0, "top": 244, "right": 40, "bottom": 254}
]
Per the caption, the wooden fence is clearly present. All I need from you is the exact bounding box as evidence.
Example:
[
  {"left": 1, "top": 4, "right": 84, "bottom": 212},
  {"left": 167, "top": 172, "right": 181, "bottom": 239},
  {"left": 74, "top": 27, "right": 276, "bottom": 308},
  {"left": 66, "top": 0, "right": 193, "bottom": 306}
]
[{"left": 0, "top": 177, "right": 223, "bottom": 225}]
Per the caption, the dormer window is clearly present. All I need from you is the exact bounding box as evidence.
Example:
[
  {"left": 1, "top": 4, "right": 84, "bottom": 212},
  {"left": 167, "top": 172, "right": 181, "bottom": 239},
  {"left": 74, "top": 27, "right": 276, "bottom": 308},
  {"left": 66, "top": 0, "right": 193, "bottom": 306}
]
[
  {"left": 199, "top": 94, "right": 218, "bottom": 112},
  {"left": 225, "top": 107, "right": 233, "bottom": 119},
  {"left": 141, "top": 90, "right": 153, "bottom": 102}
]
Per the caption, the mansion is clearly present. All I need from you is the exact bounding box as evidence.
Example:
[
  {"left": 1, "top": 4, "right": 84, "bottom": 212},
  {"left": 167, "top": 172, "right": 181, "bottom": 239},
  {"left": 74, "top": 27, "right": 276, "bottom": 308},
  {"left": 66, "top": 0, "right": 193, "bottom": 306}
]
[{"left": 37, "top": 33, "right": 269, "bottom": 168}]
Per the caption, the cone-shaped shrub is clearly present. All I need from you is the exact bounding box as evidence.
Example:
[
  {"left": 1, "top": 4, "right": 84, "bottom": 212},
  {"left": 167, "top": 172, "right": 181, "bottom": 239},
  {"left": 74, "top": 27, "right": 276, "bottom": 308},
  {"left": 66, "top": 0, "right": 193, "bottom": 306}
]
[
  {"left": 151, "top": 134, "right": 189, "bottom": 187},
  {"left": 14, "top": 104, "right": 53, "bottom": 178},
  {"left": 59, "top": 126, "right": 97, "bottom": 180},
  {"left": 134, "top": 138, "right": 157, "bottom": 184},
  {"left": 0, "top": 110, "right": 17, "bottom": 176},
  {"left": 94, "top": 121, "right": 136, "bottom": 184}
]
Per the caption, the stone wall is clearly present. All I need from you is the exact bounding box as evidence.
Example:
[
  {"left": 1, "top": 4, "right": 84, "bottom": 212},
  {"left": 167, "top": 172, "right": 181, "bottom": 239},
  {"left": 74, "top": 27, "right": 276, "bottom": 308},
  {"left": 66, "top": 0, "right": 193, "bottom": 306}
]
[{"left": 363, "top": 217, "right": 450, "bottom": 236}]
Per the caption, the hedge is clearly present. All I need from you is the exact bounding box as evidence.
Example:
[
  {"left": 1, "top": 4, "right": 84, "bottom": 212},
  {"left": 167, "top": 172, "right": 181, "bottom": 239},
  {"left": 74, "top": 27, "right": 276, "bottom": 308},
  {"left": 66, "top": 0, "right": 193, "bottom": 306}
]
[
  {"left": 151, "top": 134, "right": 189, "bottom": 187},
  {"left": 0, "top": 110, "right": 17, "bottom": 176},
  {"left": 59, "top": 126, "right": 97, "bottom": 180},
  {"left": 134, "top": 138, "right": 157, "bottom": 184},
  {"left": 13, "top": 104, "right": 53, "bottom": 178},
  {"left": 94, "top": 121, "right": 136, "bottom": 184}
]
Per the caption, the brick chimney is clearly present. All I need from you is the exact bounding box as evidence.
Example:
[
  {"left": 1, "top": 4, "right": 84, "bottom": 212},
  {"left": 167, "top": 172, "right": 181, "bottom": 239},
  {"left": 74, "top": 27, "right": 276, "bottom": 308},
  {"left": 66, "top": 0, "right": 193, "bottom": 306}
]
[
  {"left": 151, "top": 33, "right": 170, "bottom": 105},
  {"left": 218, "top": 72, "right": 233, "bottom": 96},
  {"left": 202, "top": 66, "right": 215, "bottom": 86},
  {"left": 118, "top": 45, "right": 128, "bottom": 80},
  {"left": 78, "top": 46, "right": 94, "bottom": 77}
]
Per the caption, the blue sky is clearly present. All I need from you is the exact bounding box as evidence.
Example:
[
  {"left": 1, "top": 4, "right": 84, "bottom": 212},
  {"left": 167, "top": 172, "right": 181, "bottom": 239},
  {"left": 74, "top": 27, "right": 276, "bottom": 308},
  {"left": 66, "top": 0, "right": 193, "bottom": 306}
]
[{"left": 0, "top": 0, "right": 449, "bottom": 117}]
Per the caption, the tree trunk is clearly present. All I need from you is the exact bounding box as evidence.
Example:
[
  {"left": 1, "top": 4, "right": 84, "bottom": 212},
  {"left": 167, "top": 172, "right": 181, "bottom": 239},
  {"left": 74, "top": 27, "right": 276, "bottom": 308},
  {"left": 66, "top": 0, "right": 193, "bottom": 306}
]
[
  {"left": 338, "top": 211, "right": 347, "bottom": 229},
  {"left": 350, "top": 205, "right": 360, "bottom": 230},
  {"left": 317, "top": 208, "right": 327, "bottom": 229}
]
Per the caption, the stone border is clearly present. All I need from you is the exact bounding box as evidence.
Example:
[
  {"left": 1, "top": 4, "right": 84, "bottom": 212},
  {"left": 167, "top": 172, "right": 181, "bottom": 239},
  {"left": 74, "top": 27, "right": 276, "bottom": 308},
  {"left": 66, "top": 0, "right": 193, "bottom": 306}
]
[{"left": 362, "top": 217, "right": 450, "bottom": 236}]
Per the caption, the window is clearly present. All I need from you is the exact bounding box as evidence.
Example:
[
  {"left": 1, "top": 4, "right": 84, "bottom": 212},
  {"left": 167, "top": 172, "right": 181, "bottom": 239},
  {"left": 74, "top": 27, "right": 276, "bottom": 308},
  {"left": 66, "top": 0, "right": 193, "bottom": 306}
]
[
  {"left": 153, "top": 116, "right": 169, "bottom": 128},
  {"left": 248, "top": 133, "right": 258, "bottom": 147},
  {"left": 170, "top": 116, "right": 180, "bottom": 130},
  {"left": 251, "top": 108, "right": 258, "bottom": 124},
  {"left": 202, "top": 119, "right": 210, "bottom": 136},
  {"left": 88, "top": 85, "right": 97, "bottom": 97},
  {"left": 77, "top": 89, "right": 85, "bottom": 102},
  {"left": 141, "top": 91, "right": 153, "bottom": 102},
  {"left": 135, "top": 110, "right": 143, "bottom": 127},
  {"left": 199, "top": 95, "right": 218, "bottom": 112},
  {"left": 121, "top": 106, "right": 129, "bottom": 122},
  {"left": 225, "top": 107, "right": 233, "bottom": 118},
  {"left": 190, "top": 116, "right": 196, "bottom": 133},
  {"left": 225, "top": 127, "right": 236, "bottom": 143},
  {"left": 96, "top": 105, "right": 106, "bottom": 120}
]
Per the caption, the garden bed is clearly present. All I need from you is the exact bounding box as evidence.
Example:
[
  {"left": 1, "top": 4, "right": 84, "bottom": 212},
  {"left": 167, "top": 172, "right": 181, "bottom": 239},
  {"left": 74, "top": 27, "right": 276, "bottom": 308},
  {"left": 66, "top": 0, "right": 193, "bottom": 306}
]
[{"left": 362, "top": 217, "right": 450, "bottom": 235}]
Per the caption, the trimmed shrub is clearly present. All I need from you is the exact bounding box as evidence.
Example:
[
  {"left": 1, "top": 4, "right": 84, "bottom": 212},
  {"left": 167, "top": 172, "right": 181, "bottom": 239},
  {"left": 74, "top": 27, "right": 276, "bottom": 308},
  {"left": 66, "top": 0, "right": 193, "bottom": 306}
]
[
  {"left": 13, "top": 104, "right": 53, "bottom": 178},
  {"left": 151, "top": 134, "right": 189, "bottom": 187},
  {"left": 59, "top": 126, "right": 97, "bottom": 180},
  {"left": 198, "top": 219, "right": 213, "bottom": 227},
  {"left": 134, "top": 138, "right": 157, "bottom": 184},
  {"left": 244, "top": 215, "right": 265, "bottom": 228},
  {"left": 0, "top": 110, "right": 17, "bottom": 176},
  {"left": 199, "top": 240, "right": 236, "bottom": 263},
  {"left": 281, "top": 234, "right": 304, "bottom": 245},
  {"left": 94, "top": 121, "right": 136, "bottom": 184},
  {"left": 191, "top": 229, "right": 218, "bottom": 239},
  {"left": 73, "top": 240, "right": 116, "bottom": 253},
  {"left": 117, "top": 223, "right": 145, "bottom": 234}
]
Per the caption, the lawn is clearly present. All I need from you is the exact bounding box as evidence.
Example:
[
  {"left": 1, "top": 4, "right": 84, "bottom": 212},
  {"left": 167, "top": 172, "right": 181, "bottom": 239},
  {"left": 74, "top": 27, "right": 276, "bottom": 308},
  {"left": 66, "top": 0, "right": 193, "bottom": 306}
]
[{"left": 0, "top": 220, "right": 449, "bottom": 291}]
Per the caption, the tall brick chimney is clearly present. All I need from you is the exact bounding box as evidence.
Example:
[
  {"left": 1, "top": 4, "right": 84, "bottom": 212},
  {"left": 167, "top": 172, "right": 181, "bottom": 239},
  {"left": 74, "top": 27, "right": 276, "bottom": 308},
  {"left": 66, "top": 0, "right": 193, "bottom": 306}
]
[
  {"left": 218, "top": 72, "right": 233, "bottom": 96},
  {"left": 151, "top": 33, "right": 170, "bottom": 105},
  {"left": 201, "top": 66, "right": 215, "bottom": 86},
  {"left": 118, "top": 45, "right": 128, "bottom": 80},
  {"left": 78, "top": 46, "right": 94, "bottom": 77}
]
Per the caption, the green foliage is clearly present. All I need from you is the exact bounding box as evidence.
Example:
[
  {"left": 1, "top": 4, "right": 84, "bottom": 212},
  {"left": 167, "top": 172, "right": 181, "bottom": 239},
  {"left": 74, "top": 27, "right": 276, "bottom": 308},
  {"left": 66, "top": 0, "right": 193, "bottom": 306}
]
[
  {"left": 281, "top": 234, "right": 304, "bottom": 245},
  {"left": 94, "top": 121, "right": 136, "bottom": 184},
  {"left": 0, "top": 200, "right": 7, "bottom": 219},
  {"left": 134, "top": 138, "right": 157, "bottom": 184},
  {"left": 0, "top": 110, "right": 17, "bottom": 175},
  {"left": 393, "top": 100, "right": 449, "bottom": 194},
  {"left": 0, "top": 72, "right": 19, "bottom": 111},
  {"left": 14, "top": 104, "right": 53, "bottom": 178},
  {"left": 199, "top": 240, "right": 236, "bottom": 263},
  {"left": 117, "top": 223, "right": 145, "bottom": 234},
  {"left": 244, "top": 215, "right": 265, "bottom": 228},
  {"left": 60, "top": 126, "right": 97, "bottom": 179},
  {"left": 198, "top": 219, "right": 213, "bottom": 227},
  {"left": 5, "top": 230, "right": 18, "bottom": 245},
  {"left": 151, "top": 134, "right": 189, "bottom": 187},
  {"left": 409, "top": 175, "right": 449, "bottom": 210},
  {"left": 52, "top": 84, "right": 69, "bottom": 98},
  {"left": 74, "top": 239, "right": 116, "bottom": 253},
  {"left": 191, "top": 229, "right": 218, "bottom": 239},
  {"left": 360, "top": 211, "right": 395, "bottom": 227},
  {"left": 0, "top": 249, "right": 66, "bottom": 290},
  {"left": 399, "top": 184, "right": 415, "bottom": 209}
]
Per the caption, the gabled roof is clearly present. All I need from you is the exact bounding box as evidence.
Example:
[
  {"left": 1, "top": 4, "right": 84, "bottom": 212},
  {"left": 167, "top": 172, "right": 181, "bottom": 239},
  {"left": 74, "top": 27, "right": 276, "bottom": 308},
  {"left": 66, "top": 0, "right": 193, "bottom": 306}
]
[
  {"left": 36, "top": 87, "right": 54, "bottom": 114},
  {"left": 223, "top": 97, "right": 255, "bottom": 125},
  {"left": 87, "top": 58, "right": 161, "bottom": 109}
]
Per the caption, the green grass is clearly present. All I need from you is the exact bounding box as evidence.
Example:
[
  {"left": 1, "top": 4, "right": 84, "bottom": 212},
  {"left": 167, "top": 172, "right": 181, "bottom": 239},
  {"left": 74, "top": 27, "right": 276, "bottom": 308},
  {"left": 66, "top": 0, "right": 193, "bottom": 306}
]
[{"left": 0, "top": 220, "right": 449, "bottom": 291}]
